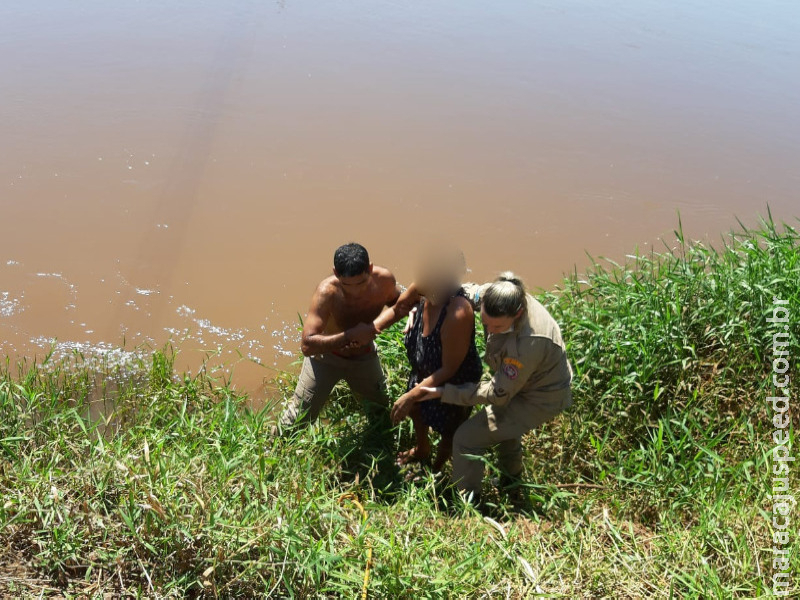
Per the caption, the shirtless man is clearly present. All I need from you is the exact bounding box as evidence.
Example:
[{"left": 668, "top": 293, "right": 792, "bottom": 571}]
[{"left": 277, "top": 243, "right": 403, "bottom": 430}]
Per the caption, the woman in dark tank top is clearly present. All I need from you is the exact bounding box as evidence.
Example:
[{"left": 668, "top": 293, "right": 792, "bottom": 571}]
[
  {"left": 401, "top": 286, "right": 483, "bottom": 470},
  {"left": 372, "top": 246, "right": 483, "bottom": 470}
]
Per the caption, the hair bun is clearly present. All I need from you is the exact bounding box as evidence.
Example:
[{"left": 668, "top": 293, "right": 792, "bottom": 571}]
[{"left": 497, "top": 271, "right": 523, "bottom": 287}]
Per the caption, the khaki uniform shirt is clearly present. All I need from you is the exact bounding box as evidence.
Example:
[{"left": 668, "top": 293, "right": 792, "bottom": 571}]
[{"left": 442, "top": 284, "right": 573, "bottom": 407}]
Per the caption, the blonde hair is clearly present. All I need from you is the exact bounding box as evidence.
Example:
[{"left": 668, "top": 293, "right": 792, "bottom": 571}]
[{"left": 483, "top": 271, "right": 526, "bottom": 317}]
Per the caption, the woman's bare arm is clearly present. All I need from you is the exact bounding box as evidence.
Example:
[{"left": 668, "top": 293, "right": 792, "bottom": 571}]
[{"left": 373, "top": 283, "right": 420, "bottom": 333}]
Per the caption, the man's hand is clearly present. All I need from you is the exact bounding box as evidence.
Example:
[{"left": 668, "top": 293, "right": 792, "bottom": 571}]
[
  {"left": 391, "top": 392, "right": 416, "bottom": 424},
  {"left": 417, "top": 386, "right": 443, "bottom": 401},
  {"left": 346, "top": 322, "right": 378, "bottom": 347}
]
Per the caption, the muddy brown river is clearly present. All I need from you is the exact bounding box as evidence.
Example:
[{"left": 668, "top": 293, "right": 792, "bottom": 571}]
[{"left": 1, "top": 1, "right": 798, "bottom": 399}]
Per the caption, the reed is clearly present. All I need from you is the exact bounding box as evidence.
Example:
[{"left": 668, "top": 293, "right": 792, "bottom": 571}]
[{"left": 1, "top": 215, "right": 797, "bottom": 597}]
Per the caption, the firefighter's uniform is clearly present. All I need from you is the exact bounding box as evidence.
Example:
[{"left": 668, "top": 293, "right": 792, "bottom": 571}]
[{"left": 442, "top": 284, "right": 573, "bottom": 496}]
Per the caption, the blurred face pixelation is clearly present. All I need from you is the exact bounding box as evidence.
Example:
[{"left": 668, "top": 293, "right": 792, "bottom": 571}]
[{"left": 414, "top": 244, "right": 465, "bottom": 300}]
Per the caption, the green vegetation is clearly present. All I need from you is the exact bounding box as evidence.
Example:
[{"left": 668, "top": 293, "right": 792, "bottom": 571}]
[{"left": 1, "top": 217, "right": 798, "bottom": 598}]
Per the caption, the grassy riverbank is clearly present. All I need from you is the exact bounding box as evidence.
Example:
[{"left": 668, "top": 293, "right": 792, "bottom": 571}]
[{"left": 2, "top": 217, "right": 798, "bottom": 598}]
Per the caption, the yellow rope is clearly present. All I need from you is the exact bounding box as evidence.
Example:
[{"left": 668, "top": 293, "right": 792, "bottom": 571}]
[{"left": 339, "top": 492, "right": 373, "bottom": 600}]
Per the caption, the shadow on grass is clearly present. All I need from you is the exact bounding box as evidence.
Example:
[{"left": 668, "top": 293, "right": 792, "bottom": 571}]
[
  {"left": 274, "top": 392, "right": 409, "bottom": 504},
  {"left": 274, "top": 386, "right": 583, "bottom": 519},
  {"left": 334, "top": 401, "right": 405, "bottom": 502}
]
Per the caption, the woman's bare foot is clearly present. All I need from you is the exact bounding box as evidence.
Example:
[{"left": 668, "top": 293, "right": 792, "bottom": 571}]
[
  {"left": 431, "top": 436, "right": 454, "bottom": 472},
  {"left": 431, "top": 446, "right": 452, "bottom": 472},
  {"left": 396, "top": 445, "right": 431, "bottom": 465}
]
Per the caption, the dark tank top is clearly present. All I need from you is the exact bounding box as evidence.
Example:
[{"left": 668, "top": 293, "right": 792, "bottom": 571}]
[{"left": 404, "top": 289, "right": 482, "bottom": 433}]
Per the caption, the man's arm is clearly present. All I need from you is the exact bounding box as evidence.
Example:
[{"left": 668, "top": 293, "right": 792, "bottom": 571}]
[{"left": 300, "top": 284, "right": 351, "bottom": 356}]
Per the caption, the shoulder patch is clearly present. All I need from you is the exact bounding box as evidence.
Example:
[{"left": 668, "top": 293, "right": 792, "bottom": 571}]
[
  {"left": 502, "top": 362, "right": 519, "bottom": 380},
  {"left": 503, "top": 357, "right": 523, "bottom": 369}
]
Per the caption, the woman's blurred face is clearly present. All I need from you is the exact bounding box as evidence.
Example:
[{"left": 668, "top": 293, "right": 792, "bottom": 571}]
[
  {"left": 414, "top": 245, "right": 465, "bottom": 301},
  {"left": 480, "top": 307, "right": 517, "bottom": 334},
  {"left": 417, "top": 276, "right": 448, "bottom": 300},
  {"left": 416, "top": 264, "right": 459, "bottom": 301}
]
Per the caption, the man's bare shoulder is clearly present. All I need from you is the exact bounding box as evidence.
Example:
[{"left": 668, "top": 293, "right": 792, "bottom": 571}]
[
  {"left": 314, "top": 276, "right": 341, "bottom": 304},
  {"left": 371, "top": 265, "right": 396, "bottom": 285},
  {"left": 371, "top": 265, "right": 400, "bottom": 303}
]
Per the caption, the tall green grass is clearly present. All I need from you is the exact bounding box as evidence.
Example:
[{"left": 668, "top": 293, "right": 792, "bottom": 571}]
[{"left": 1, "top": 216, "right": 798, "bottom": 598}]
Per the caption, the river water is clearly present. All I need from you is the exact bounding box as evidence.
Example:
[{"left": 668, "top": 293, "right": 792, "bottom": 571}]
[{"left": 1, "top": 0, "right": 798, "bottom": 398}]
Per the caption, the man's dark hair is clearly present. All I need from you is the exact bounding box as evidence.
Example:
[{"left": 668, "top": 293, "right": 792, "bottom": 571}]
[{"left": 333, "top": 243, "right": 370, "bottom": 277}]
